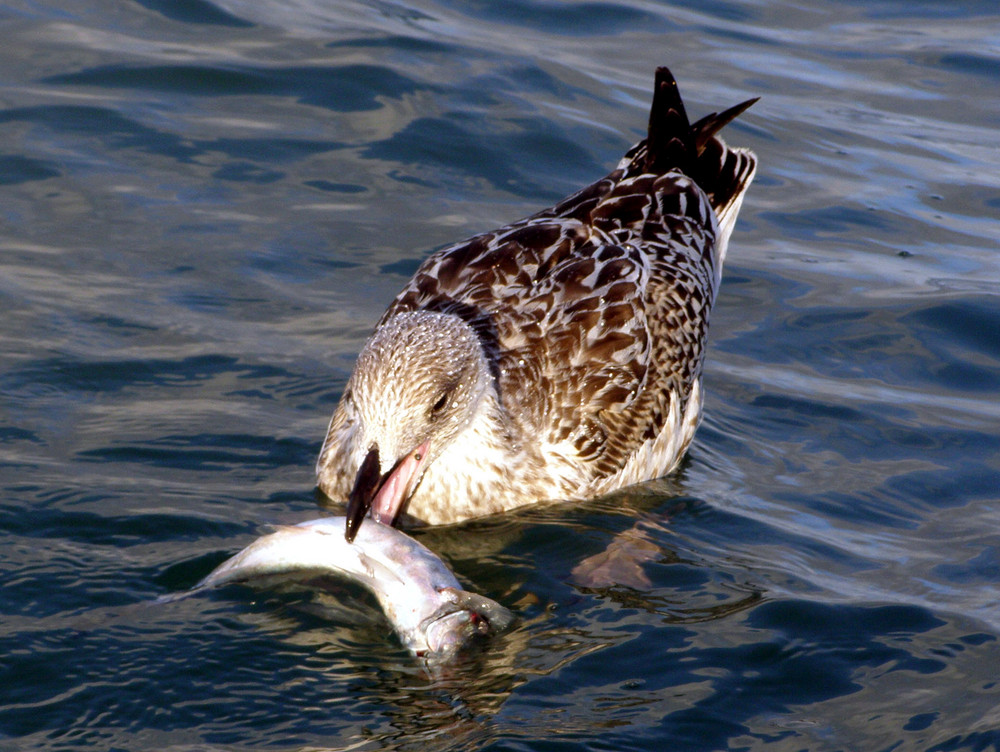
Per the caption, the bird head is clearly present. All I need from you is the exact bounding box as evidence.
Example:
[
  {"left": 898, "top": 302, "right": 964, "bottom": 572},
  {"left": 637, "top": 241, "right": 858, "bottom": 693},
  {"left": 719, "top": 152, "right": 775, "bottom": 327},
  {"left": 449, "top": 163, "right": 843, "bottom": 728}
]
[{"left": 316, "top": 310, "right": 494, "bottom": 541}]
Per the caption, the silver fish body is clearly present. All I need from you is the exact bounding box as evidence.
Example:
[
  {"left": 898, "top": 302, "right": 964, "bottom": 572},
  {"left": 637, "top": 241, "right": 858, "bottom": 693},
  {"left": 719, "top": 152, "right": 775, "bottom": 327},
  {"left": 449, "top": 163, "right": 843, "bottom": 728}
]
[{"left": 180, "top": 516, "right": 512, "bottom": 660}]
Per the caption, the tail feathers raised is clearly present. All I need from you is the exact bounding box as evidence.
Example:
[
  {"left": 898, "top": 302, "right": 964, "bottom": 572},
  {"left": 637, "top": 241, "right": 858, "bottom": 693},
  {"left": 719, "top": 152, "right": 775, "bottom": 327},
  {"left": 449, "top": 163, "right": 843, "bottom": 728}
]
[
  {"left": 643, "top": 67, "right": 758, "bottom": 261},
  {"left": 644, "top": 69, "right": 695, "bottom": 177}
]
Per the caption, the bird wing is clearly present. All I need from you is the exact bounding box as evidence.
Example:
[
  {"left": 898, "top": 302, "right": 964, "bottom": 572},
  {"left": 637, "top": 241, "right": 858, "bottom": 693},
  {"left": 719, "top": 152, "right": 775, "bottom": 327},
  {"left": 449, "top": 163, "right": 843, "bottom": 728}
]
[
  {"left": 379, "top": 159, "right": 717, "bottom": 484},
  {"left": 380, "top": 67, "right": 757, "bottom": 487}
]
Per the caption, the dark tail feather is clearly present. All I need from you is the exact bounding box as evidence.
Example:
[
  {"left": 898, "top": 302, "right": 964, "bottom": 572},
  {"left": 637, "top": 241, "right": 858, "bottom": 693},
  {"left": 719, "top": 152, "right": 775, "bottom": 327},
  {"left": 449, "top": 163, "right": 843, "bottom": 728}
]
[
  {"left": 644, "top": 68, "right": 695, "bottom": 175},
  {"left": 644, "top": 67, "right": 758, "bottom": 265},
  {"left": 644, "top": 67, "right": 756, "bottom": 183},
  {"left": 692, "top": 96, "right": 759, "bottom": 152}
]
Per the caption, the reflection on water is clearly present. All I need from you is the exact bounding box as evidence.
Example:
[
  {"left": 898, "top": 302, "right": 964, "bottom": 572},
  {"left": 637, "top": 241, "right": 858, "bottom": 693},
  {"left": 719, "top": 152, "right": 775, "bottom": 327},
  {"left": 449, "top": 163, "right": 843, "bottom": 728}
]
[{"left": 0, "top": 0, "right": 998, "bottom": 749}]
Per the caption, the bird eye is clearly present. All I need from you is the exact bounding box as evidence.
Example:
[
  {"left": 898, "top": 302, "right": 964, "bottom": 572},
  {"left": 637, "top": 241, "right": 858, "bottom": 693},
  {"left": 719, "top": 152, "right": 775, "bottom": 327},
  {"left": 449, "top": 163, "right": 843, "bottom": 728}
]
[{"left": 431, "top": 391, "right": 449, "bottom": 416}]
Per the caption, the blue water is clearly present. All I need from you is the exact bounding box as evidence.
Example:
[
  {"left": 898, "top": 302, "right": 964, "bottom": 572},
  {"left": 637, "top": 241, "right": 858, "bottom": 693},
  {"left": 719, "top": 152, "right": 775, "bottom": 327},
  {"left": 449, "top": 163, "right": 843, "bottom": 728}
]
[{"left": 1, "top": 1, "right": 999, "bottom": 750}]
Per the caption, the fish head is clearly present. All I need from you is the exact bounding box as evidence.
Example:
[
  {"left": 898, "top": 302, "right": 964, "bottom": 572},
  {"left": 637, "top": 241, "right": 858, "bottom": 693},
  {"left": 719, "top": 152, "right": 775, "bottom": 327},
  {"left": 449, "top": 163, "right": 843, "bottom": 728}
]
[
  {"left": 414, "top": 587, "right": 513, "bottom": 660},
  {"left": 418, "top": 607, "right": 491, "bottom": 660}
]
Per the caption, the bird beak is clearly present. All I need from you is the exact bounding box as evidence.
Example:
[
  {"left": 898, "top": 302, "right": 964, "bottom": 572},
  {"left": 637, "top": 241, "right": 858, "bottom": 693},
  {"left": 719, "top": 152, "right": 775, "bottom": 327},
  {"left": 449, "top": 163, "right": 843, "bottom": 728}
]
[
  {"left": 345, "top": 445, "right": 382, "bottom": 542},
  {"left": 344, "top": 439, "right": 431, "bottom": 543}
]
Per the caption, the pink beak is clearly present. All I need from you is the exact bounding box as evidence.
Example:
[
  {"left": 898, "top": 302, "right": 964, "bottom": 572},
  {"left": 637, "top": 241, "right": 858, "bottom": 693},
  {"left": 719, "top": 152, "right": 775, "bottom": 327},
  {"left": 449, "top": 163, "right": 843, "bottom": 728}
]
[
  {"left": 371, "top": 438, "right": 431, "bottom": 526},
  {"left": 344, "top": 439, "right": 431, "bottom": 542}
]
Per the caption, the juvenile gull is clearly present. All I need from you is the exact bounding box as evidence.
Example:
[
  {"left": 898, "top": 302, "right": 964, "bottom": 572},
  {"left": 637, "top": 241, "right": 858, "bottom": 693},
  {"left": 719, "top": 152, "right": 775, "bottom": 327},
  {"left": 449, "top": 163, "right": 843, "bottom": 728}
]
[{"left": 316, "top": 67, "right": 758, "bottom": 541}]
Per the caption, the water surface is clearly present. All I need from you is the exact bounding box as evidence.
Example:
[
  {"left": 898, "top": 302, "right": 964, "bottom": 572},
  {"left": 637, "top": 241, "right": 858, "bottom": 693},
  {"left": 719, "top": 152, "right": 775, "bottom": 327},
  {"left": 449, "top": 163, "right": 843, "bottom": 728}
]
[{"left": 1, "top": 0, "right": 999, "bottom": 750}]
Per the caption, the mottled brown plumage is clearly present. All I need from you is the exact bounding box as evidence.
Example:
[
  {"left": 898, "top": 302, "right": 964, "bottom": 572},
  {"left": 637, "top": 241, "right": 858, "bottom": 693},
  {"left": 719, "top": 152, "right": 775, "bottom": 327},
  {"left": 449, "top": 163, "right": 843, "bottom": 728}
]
[{"left": 316, "top": 67, "right": 758, "bottom": 538}]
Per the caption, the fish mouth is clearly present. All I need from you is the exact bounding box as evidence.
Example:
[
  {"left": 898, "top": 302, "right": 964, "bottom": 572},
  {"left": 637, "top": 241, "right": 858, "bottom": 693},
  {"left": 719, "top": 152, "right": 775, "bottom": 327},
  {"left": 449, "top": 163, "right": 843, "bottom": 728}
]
[
  {"left": 345, "top": 439, "right": 431, "bottom": 542},
  {"left": 417, "top": 587, "right": 514, "bottom": 658},
  {"left": 418, "top": 601, "right": 491, "bottom": 658}
]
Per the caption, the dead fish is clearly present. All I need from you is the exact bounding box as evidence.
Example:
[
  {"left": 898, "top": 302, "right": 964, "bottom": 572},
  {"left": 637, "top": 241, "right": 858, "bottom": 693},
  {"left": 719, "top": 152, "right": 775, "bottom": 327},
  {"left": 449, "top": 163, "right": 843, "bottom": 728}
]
[{"left": 165, "top": 516, "right": 513, "bottom": 661}]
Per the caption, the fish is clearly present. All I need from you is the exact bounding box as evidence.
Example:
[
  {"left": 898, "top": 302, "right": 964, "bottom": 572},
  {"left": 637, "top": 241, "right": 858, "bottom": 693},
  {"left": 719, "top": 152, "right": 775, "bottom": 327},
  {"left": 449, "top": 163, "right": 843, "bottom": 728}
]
[{"left": 164, "top": 516, "right": 513, "bottom": 661}]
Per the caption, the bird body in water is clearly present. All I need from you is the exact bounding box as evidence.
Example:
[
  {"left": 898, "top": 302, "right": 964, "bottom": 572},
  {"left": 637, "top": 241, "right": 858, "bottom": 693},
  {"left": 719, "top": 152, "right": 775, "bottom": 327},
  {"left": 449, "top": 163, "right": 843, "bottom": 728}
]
[{"left": 316, "top": 67, "right": 758, "bottom": 541}]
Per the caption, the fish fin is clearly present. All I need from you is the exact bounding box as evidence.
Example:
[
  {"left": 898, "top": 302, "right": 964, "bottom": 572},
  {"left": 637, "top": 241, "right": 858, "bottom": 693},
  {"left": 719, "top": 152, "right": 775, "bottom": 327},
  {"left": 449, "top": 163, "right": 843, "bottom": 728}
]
[
  {"left": 357, "top": 549, "right": 406, "bottom": 586},
  {"left": 270, "top": 524, "right": 307, "bottom": 534},
  {"left": 154, "top": 589, "right": 201, "bottom": 604}
]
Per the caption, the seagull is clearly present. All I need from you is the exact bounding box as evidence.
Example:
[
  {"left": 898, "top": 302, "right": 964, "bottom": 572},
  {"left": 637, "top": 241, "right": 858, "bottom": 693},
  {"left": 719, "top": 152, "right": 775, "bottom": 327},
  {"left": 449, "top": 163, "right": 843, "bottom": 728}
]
[{"left": 316, "top": 67, "right": 758, "bottom": 542}]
